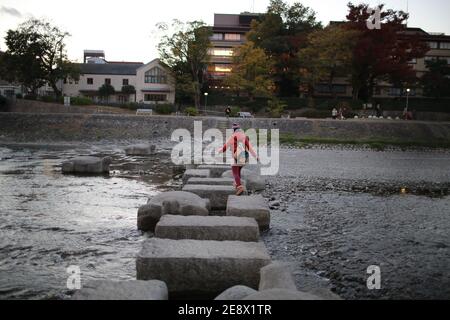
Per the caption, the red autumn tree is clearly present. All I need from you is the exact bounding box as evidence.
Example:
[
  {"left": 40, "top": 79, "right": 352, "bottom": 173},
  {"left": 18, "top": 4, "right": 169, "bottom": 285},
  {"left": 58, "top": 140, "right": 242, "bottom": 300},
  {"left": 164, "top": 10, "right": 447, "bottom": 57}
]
[{"left": 346, "top": 3, "right": 429, "bottom": 101}]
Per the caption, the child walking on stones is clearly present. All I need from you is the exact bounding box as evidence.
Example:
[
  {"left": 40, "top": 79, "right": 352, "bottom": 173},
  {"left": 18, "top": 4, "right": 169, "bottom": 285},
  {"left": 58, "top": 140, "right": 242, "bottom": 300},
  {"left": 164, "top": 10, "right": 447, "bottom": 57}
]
[{"left": 218, "top": 123, "right": 259, "bottom": 196}]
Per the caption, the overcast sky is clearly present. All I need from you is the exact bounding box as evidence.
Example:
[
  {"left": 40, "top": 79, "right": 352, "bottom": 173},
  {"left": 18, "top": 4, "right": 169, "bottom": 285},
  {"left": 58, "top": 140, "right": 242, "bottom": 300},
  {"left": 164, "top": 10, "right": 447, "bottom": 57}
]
[{"left": 0, "top": 0, "right": 449, "bottom": 63}]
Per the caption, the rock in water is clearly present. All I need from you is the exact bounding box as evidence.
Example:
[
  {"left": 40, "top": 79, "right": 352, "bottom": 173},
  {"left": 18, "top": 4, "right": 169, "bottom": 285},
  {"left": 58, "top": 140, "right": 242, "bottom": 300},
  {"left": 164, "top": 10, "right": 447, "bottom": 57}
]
[
  {"left": 125, "top": 144, "right": 156, "bottom": 156},
  {"left": 215, "top": 285, "right": 258, "bottom": 300},
  {"left": 62, "top": 156, "right": 112, "bottom": 174},
  {"left": 137, "top": 191, "right": 210, "bottom": 232}
]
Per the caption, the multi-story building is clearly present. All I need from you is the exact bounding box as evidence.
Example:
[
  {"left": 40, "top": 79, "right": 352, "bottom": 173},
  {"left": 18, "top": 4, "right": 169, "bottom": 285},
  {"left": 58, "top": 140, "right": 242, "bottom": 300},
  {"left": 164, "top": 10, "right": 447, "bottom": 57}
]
[
  {"left": 307, "top": 26, "right": 450, "bottom": 98},
  {"left": 62, "top": 53, "right": 175, "bottom": 104},
  {"left": 207, "top": 13, "right": 261, "bottom": 87}
]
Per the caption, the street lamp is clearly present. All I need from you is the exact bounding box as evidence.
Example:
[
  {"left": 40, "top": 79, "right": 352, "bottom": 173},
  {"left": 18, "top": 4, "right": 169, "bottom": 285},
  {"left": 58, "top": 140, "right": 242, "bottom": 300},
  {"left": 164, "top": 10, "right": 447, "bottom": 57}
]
[
  {"left": 406, "top": 88, "right": 411, "bottom": 112},
  {"left": 204, "top": 92, "right": 208, "bottom": 114}
]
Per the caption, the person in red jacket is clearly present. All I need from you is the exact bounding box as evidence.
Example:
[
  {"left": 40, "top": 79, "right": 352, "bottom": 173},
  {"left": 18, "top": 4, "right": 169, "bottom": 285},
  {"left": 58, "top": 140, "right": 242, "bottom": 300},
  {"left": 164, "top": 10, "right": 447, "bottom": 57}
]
[{"left": 218, "top": 123, "right": 259, "bottom": 195}]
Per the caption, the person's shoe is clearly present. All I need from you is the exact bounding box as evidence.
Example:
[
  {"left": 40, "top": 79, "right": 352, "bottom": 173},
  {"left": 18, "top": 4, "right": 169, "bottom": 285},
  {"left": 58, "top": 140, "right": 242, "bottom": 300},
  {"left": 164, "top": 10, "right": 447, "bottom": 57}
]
[{"left": 236, "top": 185, "right": 245, "bottom": 196}]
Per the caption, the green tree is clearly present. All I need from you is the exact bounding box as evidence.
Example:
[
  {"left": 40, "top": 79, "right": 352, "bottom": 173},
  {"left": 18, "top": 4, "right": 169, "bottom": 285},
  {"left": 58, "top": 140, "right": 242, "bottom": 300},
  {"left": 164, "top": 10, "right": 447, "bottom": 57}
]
[
  {"left": 421, "top": 59, "right": 450, "bottom": 98},
  {"left": 158, "top": 20, "right": 211, "bottom": 108},
  {"left": 299, "top": 25, "right": 360, "bottom": 97},
  {"left": 98, "top": 84, "right": 115, "bottom": 102},
  {"left": 1, "top": 18, "right": 79, "bottom": 96},
  {"left": 247, "top": 0, "right": 322, "bottom": 97},
  {"left": 224, "top": 41, "right": 274, "bottom": 101}
]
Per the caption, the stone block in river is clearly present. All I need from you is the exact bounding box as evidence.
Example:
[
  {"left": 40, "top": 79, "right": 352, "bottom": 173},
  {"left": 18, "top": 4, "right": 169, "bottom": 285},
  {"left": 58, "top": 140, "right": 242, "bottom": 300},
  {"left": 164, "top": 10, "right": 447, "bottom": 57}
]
[
  {"left": 186, "top": 177, "right": 236, "bottom": 186},
  {"left": 243, "top": 288, "right": 323, "bottom": 300},
  {"left": 197, "top": 165, "right": 231, "bottom": 178},
  {"left": 222, "top": 169, "right": 266, "bottom": 191},
  {"left": 259, "top": 262, "right": 297, "bottom": 291},
  {"left": 137, "top": 191, "right": 210, "bottom": 232},
  {"left": 71, "top": 280, "right": 168, "bottom": 300},
  {"left": 182, "top": 169, "right": 210, "bottom": 184},
  {"left": 155, "top": 215, "right": 260, "bottom": 242},
  {"left": 182, "top": 184, "right": 239, "bottom": 210},
  {"left": 214, "top": 285, "right": 258, "bottom": 300},
  {"left": 136, "top": 238, "right": 271, "bottom": 297},
  {"left": 226, "top": 195, "right": 271, "bottom": 231},
  {"left": 61, "top": 156, "right": 111, "bottom": 174},
  {"left": 124, "top": 143, "right": 156, "bottom": 156}
]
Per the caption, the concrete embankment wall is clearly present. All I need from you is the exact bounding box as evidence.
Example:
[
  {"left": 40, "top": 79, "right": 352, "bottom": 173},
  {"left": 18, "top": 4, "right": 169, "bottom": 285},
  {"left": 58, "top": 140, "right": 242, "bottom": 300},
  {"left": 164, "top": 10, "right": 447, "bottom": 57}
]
[{"left": 0, "top": 112, "right": 449, "bottom": 142}]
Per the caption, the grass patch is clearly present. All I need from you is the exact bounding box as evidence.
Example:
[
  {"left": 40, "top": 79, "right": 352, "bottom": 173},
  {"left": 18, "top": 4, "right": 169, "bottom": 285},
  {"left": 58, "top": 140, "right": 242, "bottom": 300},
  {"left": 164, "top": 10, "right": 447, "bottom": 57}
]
[{"left": 279, "top": 133, "right": 450, "bottom": 150}]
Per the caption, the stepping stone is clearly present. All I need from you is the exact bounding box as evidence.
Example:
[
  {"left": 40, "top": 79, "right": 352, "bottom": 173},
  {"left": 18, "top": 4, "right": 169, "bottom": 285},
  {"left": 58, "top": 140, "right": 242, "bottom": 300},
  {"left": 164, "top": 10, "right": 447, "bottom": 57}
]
[
  {"left": 186, "top": 177, "right": 236, "bottom": 186},
  {"left": 137, "top": 191, "right": 210, "bottom": 232},
  {"left": 222, "top": 169, "right": 266, "bottom": 191},
  {"left": 125, "top": 144, "right": 156, "bottom": 156},
  {"left": 214, "top": 285, "right": 257, "bottom": 300},
  {"left": 182, "top": 169, "right": 210, "bottom": 184},
  {"left": 182, "top": 184, "right": 239, "bottom": 210},
  {"left": 62, "top": 156, "right": 112, "bottom": 174},
  {"left": 155, "top": 215, "right": 260, "bottom": 242},
  {"left": 226, "top": 195, "right": 270, "bottom": 231},
  {"left": 259, "top": 262, "right": 297, "bottom": 291},
  {"left": 243, "top": 289, "right": 323, "bottom": 300},
  {"left": 136, "top": 238, "right": 271, "bottom": 297},
  {"left": 71, "top": 280, "right": 168, "bottom": 300},
  {"left": 197, "top": 165, "right": 231, "bottom": 178}
]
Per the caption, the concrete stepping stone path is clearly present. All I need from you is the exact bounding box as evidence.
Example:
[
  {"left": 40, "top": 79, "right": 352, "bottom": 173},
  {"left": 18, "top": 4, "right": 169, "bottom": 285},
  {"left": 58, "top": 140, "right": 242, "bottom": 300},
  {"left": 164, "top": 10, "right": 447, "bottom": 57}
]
[
  {"left": 62, "top": 156, "right": 112, "bottom": 174},
  {"left": 124, "top": 143, "right": 156, "bottom": 156},
  {"left": 136, "top": 238, "right": 271, "bottom": 297},
  {"left": 155, "top": 215, "right": 260, "bottom": 242},
  {"left": 197, "top": 164, "right": 231, "bottom": 178},
  {"left": 137, "top": 191, "right": 210, "bottom": 232},
  {"left": 226, "top": 195, "right": 271, "bottom": 231},
  {"left": 182, "top": 184, "right": 240, "bottom": 210},
  {"left": 182, "top": 169, "right": 211, "bottom": 184}
]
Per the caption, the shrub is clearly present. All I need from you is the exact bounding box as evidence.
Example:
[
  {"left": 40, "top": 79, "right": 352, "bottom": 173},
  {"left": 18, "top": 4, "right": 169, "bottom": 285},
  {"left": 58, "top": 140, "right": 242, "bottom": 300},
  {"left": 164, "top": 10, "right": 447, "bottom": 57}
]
[
  {"left": 0, "top": 95, "right": 10, "bottom": 112},
  {"left": 153, "top": 104, "right": 175, "bottom": 115},
  {"left": 268, "top": 98, "right": 286, "bottom": 118},
  {"left": 230, "top": 106, "right": 241, "bottom": 117},
  {"left": 24, "top": 94, "right": 37, "bottom": 100},
  {"left": 71, "top": 96, "right": 93, "bottom": 106},
  {"left": 16, "top": 93, "right": 23, "bottom": 99},
  {"left": 40, "top": 95, "right": 58, "bottom": 103},
  {"left": 185, "top": 107, "right": 198, "bottom": 116}
]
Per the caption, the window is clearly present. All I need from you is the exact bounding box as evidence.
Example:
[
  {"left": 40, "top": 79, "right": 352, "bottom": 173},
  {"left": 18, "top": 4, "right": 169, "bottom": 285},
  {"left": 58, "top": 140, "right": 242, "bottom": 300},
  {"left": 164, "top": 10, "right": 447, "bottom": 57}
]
[
  {"left": 428, "top": 42, "right": 438, "bottom": 49},
  {"left": 388, "top": 88, "right": 402, "bottom": 96},
  {"left": 87, "top": 78, "right": 93, "bottom": 85},
  {"left": 144, "top": 67, "right": 167, "bottom": 84},
  {"left": 408, "top": 58, "right": 417, "bottom": 64},
  {"left": 224, "top": 33, "right": 241, "bottom": 41},
  {"left": 315, "top": 84, "right": 347, "bottom": 94},
  {"left": 144, "top": 94, "right": 167, "bottom": 102},
  {"left": 441, "top": 42, "right": 450, "bottom": 49},
  {"left": 105, "top": 78, "right": 111, "bottom": 85},
  {"left": 214, "top": 64, "right": 232, "bottom": 73},
  {"left": 123, "top": 79, "right": 129, "bottom": 86},
  {"left": 209, "top": 48, "right": 234, "bottom": 57},
  {"left": 210, "top": 33, "right": 223, "bottom": 41}
]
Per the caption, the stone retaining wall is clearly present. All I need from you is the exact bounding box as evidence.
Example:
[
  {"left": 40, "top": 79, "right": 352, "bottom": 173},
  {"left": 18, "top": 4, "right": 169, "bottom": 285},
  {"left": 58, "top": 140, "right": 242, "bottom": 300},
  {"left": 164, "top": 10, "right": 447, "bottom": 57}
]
[{"left": 0, "top": 112, "right": 449, "bottom": 142}]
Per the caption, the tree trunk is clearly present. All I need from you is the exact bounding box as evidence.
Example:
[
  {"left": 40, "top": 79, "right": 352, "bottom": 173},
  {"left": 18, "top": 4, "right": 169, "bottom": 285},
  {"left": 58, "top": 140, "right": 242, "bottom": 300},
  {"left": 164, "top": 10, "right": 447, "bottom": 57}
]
[{"left": 50, "top": 81, "right": 62, "bottom": 97}]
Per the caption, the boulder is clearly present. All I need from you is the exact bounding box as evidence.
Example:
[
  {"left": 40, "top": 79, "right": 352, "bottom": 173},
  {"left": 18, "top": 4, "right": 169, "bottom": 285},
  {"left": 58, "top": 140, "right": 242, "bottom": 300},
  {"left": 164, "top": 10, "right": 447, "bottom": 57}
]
[
  {"left": 182, "top": 184, "right": 239, "bottom": 210},
  {"left": 62, "top": 156, "right": 112, "bottom": 174},
  {"left": 125, "top": 144, "right": 156, "bottom": 156},
  {"left": 243, "top": 289, "right": 323, "bottom": 300},
  {"left": 71, "top": 280, "right": 168, "bottom": 300},
  {"left": 259, "top": 262, "right": 297, "bottom": 291},
  {"left": 137, "top": 191, "right": 210, "bottom": 232},
  {"left": 214, "top": 285, "right": 258, "bottom": 300},
  {"left": 155, "top": 215, "right": 260, "bottom": 242},
  {"left": 222, "top": 169, "right": 266, "bottom": 191},
  {"left": 226, "top": 195, "right": 271, "bottom": 231},
  {"left": 182, "top": 169, "right": 211, "bottom": 184},
  {"left": 136, "top": 238, "right": 271, "bottom": 297},
  {"left": 197, "top": 165, "right": 231, "bottom": 178}
]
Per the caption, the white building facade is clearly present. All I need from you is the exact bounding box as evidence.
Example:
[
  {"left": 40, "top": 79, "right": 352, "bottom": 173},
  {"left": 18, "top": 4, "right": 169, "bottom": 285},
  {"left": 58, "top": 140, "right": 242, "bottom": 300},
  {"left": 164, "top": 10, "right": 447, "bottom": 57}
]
[{"left": 62, "top": 58, "right": 175, "bottom": 104}]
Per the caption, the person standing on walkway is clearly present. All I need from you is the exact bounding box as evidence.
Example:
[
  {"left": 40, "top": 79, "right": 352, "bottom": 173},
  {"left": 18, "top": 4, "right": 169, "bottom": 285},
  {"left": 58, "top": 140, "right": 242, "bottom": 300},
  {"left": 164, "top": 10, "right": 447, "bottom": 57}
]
[{"left": 218, "top": 123, "right": 259, "bottom": 196}]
